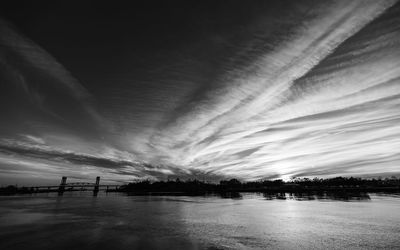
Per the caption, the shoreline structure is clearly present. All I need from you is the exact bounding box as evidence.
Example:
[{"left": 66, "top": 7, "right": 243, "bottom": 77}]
[{"left": 1, "top": 176, "right": 399, "bottom": 195}]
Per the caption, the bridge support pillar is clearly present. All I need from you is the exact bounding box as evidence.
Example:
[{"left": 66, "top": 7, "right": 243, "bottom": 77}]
[
  {"left": 93, "top": 176, "right": 100, "bottom": 196},
  {"left": 58, "top": 176, "right": 67, "bottom": 196}
]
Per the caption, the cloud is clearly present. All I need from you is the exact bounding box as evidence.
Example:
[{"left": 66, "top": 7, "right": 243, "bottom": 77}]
[
  {"left": 0, "top": 18, "right": 108, "bottom": 137},
  {"left": 0, "top": 139, "right": 225, "bottom": 183},
  {"left": 0, "top": 1, "right": 399, "bottom": 184},
  {"left": 20, "top": 134, "right": 45, "bottom": 145},
  {"left": 145, "top": 0, "right": 400, "bottom": 180}
]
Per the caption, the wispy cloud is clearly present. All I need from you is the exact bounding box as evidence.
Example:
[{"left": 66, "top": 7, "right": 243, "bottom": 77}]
[
  {"left": 146, "top": 0, "right": 400, "bottom": 180},
  {"left": 0, "top": 1, "right": 399, "bottom": 184},
  {"left": 0, "top": 138, "right": 224, "bottom": 184},
  {"left": 0, "top": 18, "right": 109, "bottom": 136}
]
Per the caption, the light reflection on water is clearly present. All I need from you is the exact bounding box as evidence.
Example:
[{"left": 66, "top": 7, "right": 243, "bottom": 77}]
[{"left": 0, "top": 192, "right": 399, "bottom": 250}]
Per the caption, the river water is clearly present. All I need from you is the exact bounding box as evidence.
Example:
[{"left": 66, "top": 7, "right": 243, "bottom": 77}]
[{"left": 0, "top": 192, "right": 399, "bottom": 250}]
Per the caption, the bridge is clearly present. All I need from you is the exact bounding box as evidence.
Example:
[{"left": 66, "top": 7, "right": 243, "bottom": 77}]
[{"left": 27, "top": 176, "right": 120, "bottom": 196}]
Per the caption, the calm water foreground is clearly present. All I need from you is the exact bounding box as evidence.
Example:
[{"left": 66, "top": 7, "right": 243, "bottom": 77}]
[{"left": 0, "top": 192, "right": 399, "bottom": 250}]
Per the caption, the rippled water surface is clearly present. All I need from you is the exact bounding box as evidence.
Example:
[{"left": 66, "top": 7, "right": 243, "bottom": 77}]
[{"left": 0, "top": 192, "right": 399, "bottom": 250}]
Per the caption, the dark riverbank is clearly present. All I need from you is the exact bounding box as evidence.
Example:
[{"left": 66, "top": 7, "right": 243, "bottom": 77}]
[
  {"left": 2, "top": 176, "right": 399, "bottom": 196},
  {"left": 113, "top": 176, "right": 400, "bottom": 195},
  {"left": 116, "top": 186, "right": 400, "bottom": 197}
]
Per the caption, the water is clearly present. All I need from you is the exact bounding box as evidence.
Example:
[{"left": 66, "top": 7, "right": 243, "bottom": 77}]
[{"left": 0, "top": 192, "right": 399, "bottom": 250}]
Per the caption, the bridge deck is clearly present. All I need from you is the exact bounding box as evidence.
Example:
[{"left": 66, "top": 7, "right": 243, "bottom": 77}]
[{"left": 30, "top": 184, "right": 120, "bottom": 188}]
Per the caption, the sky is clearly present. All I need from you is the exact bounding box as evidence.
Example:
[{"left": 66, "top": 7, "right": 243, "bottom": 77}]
[{"left": 0, "top": 0, "right": 400, "bottom": 185}]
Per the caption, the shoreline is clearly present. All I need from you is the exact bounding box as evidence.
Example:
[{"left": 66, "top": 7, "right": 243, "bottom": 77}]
[{"left": 1, "top": 186, "right": 399, "bottom": 196}]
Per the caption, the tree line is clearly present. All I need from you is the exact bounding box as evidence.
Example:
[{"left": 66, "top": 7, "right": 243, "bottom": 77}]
[{"left": 118, "top": 176, "right": 400, "bottom": 193}]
